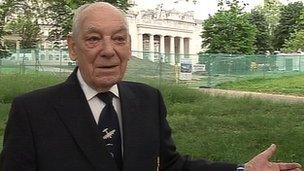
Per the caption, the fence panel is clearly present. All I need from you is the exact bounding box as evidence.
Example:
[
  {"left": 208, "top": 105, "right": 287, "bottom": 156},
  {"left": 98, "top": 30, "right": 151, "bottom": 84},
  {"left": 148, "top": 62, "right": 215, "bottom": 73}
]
[{"left": 1, "top": 49, "right": 304, "bottom": 88}]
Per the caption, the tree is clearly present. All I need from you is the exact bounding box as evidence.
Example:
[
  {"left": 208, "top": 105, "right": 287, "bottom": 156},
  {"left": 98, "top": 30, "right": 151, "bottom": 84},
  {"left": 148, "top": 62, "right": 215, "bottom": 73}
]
[
  {"left": 0, "top": 44, "right": 10, "bottom": 60},
  {"left": 0, "top": 0, "right": 15, "bottom": 57},
  {"left": 217, "top": 0, "right": 248, "bottom": 13},
  {"left": 44, "top": 0, "right": 131, "bottom": 41},
  {"left": 201, "top": 0, "right": 256, "bottom": 54},
  {"left": 272, "top": 1, "right": 304, "bottom": 50},
  {"left": 283, "top": 30, "right": 304, "bottom": 52},
  {"left": 254, "top": 0, "right": 282, "bottom": 51},
  {"left": 283, "top": 9, "right": 304, "bottom": 52},
  {"left": 249, "top": 9, "right": 271, "bottom": 54},
  {"left": 261, "top": 0, "right": 282, "bottom": 36},
  {"left": 0, "top": 0, "right": 42, "bottom": 49},
  {"left": 0, "top": 0, "right": 131, "bottom": 48},
  {"left": 0, "top": 1, "right": 9, "bottom": 39},
  {"left": 5, "top": 16, "right": 41, "bottom": 49},
  {"left": 42, "top": 0, "right": 72, "bottom": 41}
]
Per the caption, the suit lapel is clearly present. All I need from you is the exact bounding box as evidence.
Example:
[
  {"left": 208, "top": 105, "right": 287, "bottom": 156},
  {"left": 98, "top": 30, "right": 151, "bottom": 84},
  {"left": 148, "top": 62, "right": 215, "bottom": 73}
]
[
  {"left": 54, "top": 69, "right": 118, "bottom": 171},
  {"left": 119, "top": 83, "right": 156, "bottom": 170},
  {"left": 118, "top": 83, "right": 139, "bottom": 170}
]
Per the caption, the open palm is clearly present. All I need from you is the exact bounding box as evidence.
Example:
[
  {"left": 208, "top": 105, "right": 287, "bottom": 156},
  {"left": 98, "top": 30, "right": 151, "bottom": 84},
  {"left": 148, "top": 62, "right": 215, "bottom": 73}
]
[{"left": 245, "top": 144, "right": 302, "bottom": 171}]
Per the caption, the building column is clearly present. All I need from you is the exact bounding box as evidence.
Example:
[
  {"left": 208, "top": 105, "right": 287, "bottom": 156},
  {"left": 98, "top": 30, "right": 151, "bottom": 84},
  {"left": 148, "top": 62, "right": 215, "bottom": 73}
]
[
  {"left": 149, "top": 34, "right": 154, "bottom": 61},
  {"left": 160, "top": 35, "right": 165, "bottom": 62},
  {"left": 170, "top": 36, "right": 175, "bottom": 65},
  {"left": 179, "top": 37, "right": 184, "bottom": 59},
  {"left": 138, "top": 33, "right": 143, "bottom": 59},
  {"left": 188, "top": 38, "right": 191, "bottom": 54}
]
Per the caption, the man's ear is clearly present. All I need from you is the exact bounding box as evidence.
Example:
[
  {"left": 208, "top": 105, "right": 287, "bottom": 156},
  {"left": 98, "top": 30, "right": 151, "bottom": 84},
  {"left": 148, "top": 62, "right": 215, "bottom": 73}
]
[
  {"left": 67, "top": 34, "right": 77, "bottom": 61},
  {"left": 128, "top": 34, "right": 132, "bottom": 60}
]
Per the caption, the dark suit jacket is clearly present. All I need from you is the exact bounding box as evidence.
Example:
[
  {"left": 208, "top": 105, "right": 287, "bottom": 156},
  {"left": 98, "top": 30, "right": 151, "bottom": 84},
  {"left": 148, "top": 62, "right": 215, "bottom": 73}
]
[{"left": 0, "top": 69, "right": 237, "bottom": 171}]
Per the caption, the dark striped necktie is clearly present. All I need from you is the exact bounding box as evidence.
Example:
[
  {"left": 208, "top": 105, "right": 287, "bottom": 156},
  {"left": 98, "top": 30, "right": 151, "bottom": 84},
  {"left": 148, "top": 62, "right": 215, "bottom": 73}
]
[{"left": 96, "top": 92, "right": 122, "bottom": 170}]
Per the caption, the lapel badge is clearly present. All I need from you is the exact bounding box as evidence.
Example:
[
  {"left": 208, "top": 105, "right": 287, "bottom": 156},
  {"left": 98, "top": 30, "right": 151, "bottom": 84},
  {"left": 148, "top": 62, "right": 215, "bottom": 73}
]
[{"left": 102, "top": 128, "right": 116, "bottom": 140}]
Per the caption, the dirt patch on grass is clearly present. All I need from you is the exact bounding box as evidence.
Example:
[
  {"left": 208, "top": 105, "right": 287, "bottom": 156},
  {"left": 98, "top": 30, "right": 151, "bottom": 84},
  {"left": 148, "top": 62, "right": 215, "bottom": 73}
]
[{"left": 199, "top": 88, "right": 304, "bottom": 104}]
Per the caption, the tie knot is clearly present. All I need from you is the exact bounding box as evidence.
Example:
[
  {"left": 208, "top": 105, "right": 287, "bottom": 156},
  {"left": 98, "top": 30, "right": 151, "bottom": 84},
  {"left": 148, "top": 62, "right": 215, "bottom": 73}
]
[{"left": 97, "top": 91, "right": 114, "bottom": 105}]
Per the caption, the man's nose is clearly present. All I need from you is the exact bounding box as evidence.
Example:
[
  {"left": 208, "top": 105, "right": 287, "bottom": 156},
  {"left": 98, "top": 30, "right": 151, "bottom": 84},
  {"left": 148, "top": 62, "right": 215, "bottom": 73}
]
[{"left": 99, "top": 38, "right": 115, "bottom": 58}]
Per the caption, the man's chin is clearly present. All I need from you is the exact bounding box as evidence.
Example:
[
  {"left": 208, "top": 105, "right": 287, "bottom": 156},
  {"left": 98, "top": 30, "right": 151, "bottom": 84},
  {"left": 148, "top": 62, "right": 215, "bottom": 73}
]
[{"left": 92, "top": 77, "right": 121, "bottom": 90}]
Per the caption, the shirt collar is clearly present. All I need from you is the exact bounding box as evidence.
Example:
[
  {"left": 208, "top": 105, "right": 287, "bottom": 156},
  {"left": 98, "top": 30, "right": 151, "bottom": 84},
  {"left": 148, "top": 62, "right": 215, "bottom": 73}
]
[{"left": 77, "top": 69, "right": 120, "bottom": 101}]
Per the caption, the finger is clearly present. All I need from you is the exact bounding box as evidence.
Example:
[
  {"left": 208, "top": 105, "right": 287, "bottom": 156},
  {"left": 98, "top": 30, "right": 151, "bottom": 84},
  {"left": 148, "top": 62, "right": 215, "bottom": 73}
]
[
  {"left": 283, "top": 169, "right": 302, "bottom": 171},
  {"left": 278, "top": 162, "right": 302, "bottom": 170},
  {"left": 259, "top": 144, "right": 276, "bottom": 159}
]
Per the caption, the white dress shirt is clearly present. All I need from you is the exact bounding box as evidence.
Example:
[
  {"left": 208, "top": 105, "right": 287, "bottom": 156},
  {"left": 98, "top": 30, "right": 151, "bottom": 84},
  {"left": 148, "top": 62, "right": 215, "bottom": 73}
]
[{"left": 76, "top": 69, "right": 124, "bottom": 151}]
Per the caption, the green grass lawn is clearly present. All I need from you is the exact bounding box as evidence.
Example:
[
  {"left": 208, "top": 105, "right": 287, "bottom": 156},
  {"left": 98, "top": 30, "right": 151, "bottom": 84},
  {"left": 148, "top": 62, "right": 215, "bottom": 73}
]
[
  {"left": 161, "top": 84, "right": 304, "bottom": 164},
  {"left": 0, "top": 73, "right": 66, "bottom": 103},
  {"left": 216, "top": 74, "right": 304, "bottom": 96},
  {"left": 0, "top": 73, "right": 304, "bottom": 165},
  {"left": 0, "top": 67, "right": 21, "bottom": 74}
]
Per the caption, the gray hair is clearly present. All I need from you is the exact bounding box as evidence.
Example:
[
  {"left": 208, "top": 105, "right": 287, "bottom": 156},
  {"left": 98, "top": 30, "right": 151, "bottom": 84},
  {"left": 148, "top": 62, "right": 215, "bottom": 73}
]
[{"left": 71, "top": 2, "right": 129, "bottom": 37}]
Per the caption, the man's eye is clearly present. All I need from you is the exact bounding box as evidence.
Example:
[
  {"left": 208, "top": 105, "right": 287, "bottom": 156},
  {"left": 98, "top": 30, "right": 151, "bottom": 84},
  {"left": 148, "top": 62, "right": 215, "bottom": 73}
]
[
  {"left": 113, "top": 36, "right": 126, "bottom": 44},
  {"left": 86, "top": 36, "right": 101, "bottom": 44}
]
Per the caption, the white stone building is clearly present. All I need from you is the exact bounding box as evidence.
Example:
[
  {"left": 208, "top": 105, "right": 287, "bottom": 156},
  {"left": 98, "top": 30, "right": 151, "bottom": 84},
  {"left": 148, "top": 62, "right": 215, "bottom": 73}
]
[{"left": 127, "top": 0, "right": 203, "bottom": 64}]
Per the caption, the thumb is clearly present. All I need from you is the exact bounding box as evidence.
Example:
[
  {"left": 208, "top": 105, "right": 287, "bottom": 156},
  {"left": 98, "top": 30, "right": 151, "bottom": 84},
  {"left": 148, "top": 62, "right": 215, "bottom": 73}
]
[{"left": 259, "top": 144, "right": 277, "bottom": 160}]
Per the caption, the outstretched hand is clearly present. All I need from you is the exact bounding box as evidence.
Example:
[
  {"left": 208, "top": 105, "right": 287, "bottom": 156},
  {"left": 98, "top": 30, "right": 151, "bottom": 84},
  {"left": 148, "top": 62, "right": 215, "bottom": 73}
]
[{"left": 245, "top": 144, "right": 302, "bottom": 171}]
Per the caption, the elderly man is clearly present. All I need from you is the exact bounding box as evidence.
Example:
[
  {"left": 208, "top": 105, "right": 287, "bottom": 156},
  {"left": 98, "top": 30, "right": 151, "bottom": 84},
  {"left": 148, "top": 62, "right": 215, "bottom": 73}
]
[{"left": 0, "top": 2, "right": 302, "bottom": 171}]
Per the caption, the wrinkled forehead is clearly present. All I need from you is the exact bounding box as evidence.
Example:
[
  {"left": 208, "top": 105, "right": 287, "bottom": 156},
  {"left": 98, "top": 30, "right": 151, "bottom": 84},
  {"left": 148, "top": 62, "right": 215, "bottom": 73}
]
[
  {"left": 81, "top": 4, "right": 124, "bottom": 19},
  {"left": 79, "top": 5, "right": 128, "bottom": 31}
]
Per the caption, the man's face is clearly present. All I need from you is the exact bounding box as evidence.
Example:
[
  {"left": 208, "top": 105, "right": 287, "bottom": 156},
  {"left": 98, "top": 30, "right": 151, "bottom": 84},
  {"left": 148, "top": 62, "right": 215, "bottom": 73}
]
[{"left": 68, "top": 5, "right": 131, "bottom": 91}]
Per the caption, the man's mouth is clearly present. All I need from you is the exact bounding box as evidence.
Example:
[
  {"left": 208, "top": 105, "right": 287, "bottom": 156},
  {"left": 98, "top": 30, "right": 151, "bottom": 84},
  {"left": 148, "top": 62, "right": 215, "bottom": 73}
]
[{"left": 98, "top": 65, "right": 118, "bottom": 69}]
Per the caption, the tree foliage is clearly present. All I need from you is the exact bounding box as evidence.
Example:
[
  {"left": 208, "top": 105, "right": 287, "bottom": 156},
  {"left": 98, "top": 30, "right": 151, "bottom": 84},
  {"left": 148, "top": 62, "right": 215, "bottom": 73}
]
[
  {"left": 0, "top": 1, "right": 12, "bottom": 39},
  {"left": 260, "top": 0, "right": 282, "bottom": 36},
  {"left": 283, "top": 9, "right": 304, "bottom": 52},
  {"left": 0, "top": 1, "right": 12, "bottom": 58},
  {"left": 0, "top": 0, "right": 131, "bottom": 47},
  {"left": 0, "top": 0, "right": 42, "bottom": 49},
  {"left": 202, "top": 0, "right": 256, "bottom": 54},
  {"left": 283, "top": 30, "right": 304, "bottom": 52},
  {"left": 42, "top": 0, "right": 73, "bottom": 41},
  {"left": 273, "top": 1, "right": 304, "bottom": 50},
  {"left": 0, "top": 46, "right": 10, "bottom": 59},
  {"left": 249, "top": 9, "right": 271, "bottom": 54},
  {"left": 5, "top": 16, "right": 41, "bottom": 49},
  {"left": 44, "top": 0, "right": 131, "bottom": 41}
]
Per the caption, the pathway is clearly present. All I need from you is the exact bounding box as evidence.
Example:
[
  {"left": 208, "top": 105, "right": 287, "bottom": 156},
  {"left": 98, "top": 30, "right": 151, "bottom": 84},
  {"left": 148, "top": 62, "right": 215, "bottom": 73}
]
[{"left": 199, "top": 88, "right": 304, "bottom": 104}]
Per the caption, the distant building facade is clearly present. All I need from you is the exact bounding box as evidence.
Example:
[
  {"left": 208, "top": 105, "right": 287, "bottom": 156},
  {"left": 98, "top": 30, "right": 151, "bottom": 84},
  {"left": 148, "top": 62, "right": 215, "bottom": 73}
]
[
  {"left": 127, "top": 0, "right": 203, "bottom": 64},
  {"left": 2, "top": 0, "right": 203, "bottom": 65}
]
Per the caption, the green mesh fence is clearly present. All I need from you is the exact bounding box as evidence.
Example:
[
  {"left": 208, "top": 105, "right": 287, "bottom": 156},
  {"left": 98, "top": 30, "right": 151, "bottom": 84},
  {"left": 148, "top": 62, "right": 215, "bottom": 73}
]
[
  {"left": 1, "top": 49, "right": 304, "bottom": 88},
  {"left": 198, "top": 53, "right": 304, "bottom": 87},
  {"left": 0, "top": 49, "right": 182, "bottom": 87}
]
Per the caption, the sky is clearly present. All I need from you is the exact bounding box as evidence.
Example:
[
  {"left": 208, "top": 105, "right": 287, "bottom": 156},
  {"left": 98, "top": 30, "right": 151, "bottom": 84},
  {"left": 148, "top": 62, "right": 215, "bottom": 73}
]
[
  {"left": 0, "top": 0, "right": 300, "bottom": 20},
  {"left": 133, "top": 0, "right": 303, "bottom": 20}
]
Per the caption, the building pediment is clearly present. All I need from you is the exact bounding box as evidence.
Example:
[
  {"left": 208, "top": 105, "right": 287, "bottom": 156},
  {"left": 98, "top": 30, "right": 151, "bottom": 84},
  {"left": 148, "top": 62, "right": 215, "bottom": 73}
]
[{"left": 137, "top": 8, "right": 195, "bottom": 23}]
